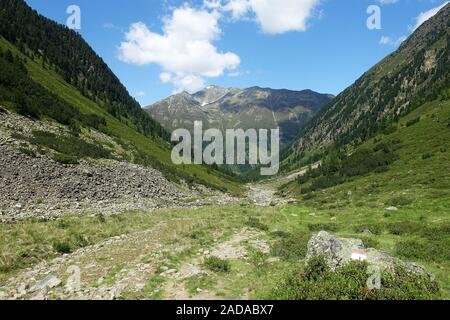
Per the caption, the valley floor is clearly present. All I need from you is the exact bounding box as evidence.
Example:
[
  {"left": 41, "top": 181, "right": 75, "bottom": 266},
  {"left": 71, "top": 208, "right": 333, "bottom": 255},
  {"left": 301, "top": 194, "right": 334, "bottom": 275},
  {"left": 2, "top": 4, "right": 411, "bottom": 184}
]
[{"left": 0, "top": 182, "right": 448, "bottom": 300}]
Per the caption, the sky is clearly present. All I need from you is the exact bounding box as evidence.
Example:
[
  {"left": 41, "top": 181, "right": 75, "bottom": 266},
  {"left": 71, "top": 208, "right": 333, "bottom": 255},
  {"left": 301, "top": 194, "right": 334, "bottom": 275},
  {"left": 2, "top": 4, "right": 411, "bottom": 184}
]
[{"left": 25, "top": 0, "right": 449, "bottom": 106}]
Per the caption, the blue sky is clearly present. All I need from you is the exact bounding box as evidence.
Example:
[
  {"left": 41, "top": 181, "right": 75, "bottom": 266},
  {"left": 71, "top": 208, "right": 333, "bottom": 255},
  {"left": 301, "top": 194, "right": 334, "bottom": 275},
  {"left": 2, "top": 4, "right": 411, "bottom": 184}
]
[{"left": 26, "top": 0, "right": 448, "bottom": 106}]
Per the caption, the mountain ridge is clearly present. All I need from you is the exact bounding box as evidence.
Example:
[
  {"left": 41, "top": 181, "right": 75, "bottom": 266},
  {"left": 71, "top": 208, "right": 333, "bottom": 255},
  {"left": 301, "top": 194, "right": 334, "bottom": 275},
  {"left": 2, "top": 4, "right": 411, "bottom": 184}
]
[
  {"left": 283, "top": 3, "right": 449, "bottom": 168},
  {"left": 146, "top": 85, "right": 334, "bottom": 146}
]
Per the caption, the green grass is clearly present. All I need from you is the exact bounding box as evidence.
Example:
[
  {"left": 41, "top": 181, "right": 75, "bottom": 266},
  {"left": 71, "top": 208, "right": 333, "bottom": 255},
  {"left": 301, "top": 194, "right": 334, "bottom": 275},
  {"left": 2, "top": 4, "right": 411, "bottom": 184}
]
[
  {"left": 1, "top": 200, "right": 448, "bottom": 299},
  {"left": 261, "top": 256, "right": 440, "bottom": 300}
]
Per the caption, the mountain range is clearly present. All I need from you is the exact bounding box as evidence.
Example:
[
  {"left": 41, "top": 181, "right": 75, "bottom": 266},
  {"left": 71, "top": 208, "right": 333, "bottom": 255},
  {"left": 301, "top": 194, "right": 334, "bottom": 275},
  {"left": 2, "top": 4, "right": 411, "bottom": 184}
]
[{"left": 146, "top": 86, "right": 333, "bottom": 145}]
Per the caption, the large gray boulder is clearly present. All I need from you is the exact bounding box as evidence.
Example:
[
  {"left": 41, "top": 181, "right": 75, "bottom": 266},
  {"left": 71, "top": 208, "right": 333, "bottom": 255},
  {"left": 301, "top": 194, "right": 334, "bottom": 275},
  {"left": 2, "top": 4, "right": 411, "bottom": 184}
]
[{"left": 306, "top": 231, "right": 431, "bottom": 277}]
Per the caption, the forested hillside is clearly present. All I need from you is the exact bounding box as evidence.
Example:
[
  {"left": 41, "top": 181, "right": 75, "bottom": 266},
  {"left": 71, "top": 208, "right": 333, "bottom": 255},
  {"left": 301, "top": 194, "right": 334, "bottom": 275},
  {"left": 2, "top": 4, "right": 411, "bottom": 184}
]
[
  {"left": 0, "top": 0, "right": 168, "bottom": 140},
  {"left": 283, "top": 3, "right": 449, "bottom": 171}
]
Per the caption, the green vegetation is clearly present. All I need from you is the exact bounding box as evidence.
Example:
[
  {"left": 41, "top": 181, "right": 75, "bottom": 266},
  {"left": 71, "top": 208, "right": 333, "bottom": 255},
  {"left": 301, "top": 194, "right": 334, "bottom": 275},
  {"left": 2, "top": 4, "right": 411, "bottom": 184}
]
[
  {"left": 29, "top": 130, "right": 111, "bottom": 160},
  {"left": 203, "top": 257, "right": 231, "bottom": 273},
  {"left": 270, "top": 232, "right": 310, "bottom": 262},
  {"left": 264, "top": 256, "right": 440, "bottom": 300},
  {"left": 0, "top": 48, "right": 106, "bottom": 131},
  {"left": 0, "top": 200, "right": 448, "bottom": 299},
  {"left": 296, "top": 140, "right": 399, "bottom": 194},
  {"left": 0, "top": 0, "right": 168, "bottom": 140},
  {"left": 245, "top": 217, "right": 269, "bottom": 231},
  {"left": 282, "top": 6, "right": 449, "bottom": 172}
]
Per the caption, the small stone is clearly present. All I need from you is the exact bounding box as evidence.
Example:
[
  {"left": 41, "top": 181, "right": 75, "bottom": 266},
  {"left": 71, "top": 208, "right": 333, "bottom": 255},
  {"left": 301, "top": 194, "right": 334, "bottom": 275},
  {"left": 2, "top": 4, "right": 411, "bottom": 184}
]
[
  {"left": 0, "top": 291, "right": 9, "bottom": 300},
  {"left": 161, "top": 269, "right": 177, "bottom": 276},
  {"left": 30, "top": 291, "right": 45, "bottom": 300},
  {"left": 17, "top": 283, "right": 27, "bottom": 295},
  {"left": 97, "top": 277, "right": 105, "bottom": 286},
  {"left": 385, "top": 206, "right": 399, "bottom": 211}
]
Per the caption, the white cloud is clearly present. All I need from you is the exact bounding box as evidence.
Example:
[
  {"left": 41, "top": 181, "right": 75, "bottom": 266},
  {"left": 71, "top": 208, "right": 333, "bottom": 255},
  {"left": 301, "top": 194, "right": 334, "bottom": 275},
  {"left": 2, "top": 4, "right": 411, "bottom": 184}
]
[
  {"left": 119, "top": 0, "right": 322, "bottom": 92},
  {"left": 219, "top": 0, "right": 321, "bottom": 34},
  {"left": 377, "top": 0, "right": 399, "bottom": 5},
  {"left": 119, "top": 5, "right": 240, "bottom": 93},
  {"left": 379, "top": 35, "right": 407, "bottom": 46},
  {"left": 249, "top": 0, "right": 320, "bottom": 34},
  {"left": 223, "top": 0, "right": 251, "bottom": 20},
  {"left": 412, "top": 1, "right": 448, "bottom": 31}
]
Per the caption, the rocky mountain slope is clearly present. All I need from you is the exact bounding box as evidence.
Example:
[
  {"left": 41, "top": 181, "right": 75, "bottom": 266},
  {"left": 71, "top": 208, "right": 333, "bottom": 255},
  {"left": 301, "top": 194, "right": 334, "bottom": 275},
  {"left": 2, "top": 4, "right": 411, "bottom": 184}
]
[
  {"left": 0, "top": 0, "right": 243, "bottom": 210},
  {"left": 146, "top": 86, "right": 333, "bottom": 145},
  {"left": 284, "top": 3, "right": 449, "bottom": 167}
]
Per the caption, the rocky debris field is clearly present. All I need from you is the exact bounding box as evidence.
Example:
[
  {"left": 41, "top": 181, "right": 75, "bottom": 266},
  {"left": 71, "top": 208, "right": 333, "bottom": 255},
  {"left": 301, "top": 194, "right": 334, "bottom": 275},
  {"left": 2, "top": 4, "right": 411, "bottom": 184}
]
[
  {"left": 0, "top": 143, "right": 194, "bottom": 219},
  {"left": 0, "top": 110, "right": 201, "bottom": 219}
]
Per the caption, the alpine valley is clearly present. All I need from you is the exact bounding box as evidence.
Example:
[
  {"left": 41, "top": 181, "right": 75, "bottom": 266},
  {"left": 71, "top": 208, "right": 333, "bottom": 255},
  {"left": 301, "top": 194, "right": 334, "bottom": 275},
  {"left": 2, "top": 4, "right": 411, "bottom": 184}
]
[{"left": 0, "top": 0, "right": 448, "bottom": 301}]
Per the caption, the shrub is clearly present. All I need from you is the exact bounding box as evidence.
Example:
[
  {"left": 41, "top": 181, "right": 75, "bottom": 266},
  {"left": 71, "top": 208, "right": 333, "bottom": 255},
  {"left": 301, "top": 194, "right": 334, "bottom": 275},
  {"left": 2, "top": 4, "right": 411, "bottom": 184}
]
[
  {"left": 422, "top": 153, "right": 434, "bottom": 160},
  {"left": 385, "top": 196, "right": 413, "bottom": 207},
  {"left": 31, "top": 130, "right": 111, "bottom": 160},
  {"left": 359, "top": 236, "right": 380, "bottom": 249},
  {"left": 96, "top": 214, "right": 106, "bottom": 224},
  {"left": 354, "top": 223, "right": 384, "bottom": 235},
  {"left": 308, "top": 223, "right": 338, "bottom": 232},
  {"left": 52, "top": 153, "right": 79, "bottom": 165},
  {"left": 189, "top": 230, "right": 213, "bottom": 245},
  {"left": 406, "top": 117, "right": 421, "bottom": 127},
  {"left": 264, "top": 256, "right": 440, "bottom": 300},
  {"left": 203, "top": 257, "right": 231, "bottom": 273},
  {"left": 302, "top": 193, "right": 316, "bottom": 200},
  {"left": 73, "top": 233, "right": 90, "bottom": 248},
  {"left": 271, "top": 233, "right": 310, "bottom": 262},
  {"left": 385, "top": 221, "right": 422, "bottom": 236},
  {"left": 395, "top": 240, "right": 450, "bottom": 263},
  {"left": 270, "top": 231, "right": 291, "bottom": 238},
  {"left": 53, "top": 241, "right": 72, "bottom": 254},
  {"left": 245, "top": 217, "right": 269, "bottom": 232}
]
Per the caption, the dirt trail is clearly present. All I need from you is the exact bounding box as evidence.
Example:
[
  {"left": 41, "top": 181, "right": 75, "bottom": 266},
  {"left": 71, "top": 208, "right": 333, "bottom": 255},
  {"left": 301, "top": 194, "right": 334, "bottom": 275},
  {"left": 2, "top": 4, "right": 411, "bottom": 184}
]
[
  {"left": 0, "top": 182, "right": 280, "bottom": 300},
  {"left": 163, "top": 228, "right": 268, "bottom": 300}
]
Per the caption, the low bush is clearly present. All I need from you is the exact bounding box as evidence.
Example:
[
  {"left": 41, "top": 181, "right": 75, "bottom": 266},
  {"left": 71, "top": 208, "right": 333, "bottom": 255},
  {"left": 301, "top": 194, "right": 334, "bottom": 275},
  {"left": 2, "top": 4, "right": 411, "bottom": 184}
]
[
  {"left": 203, "top": 257, "right": 231, "bottom": 273},
  {"left": 385, "top": 221, "right": 422, "bottom": 236},
  {"left": 271, "top": 233, "right": 310, "bottom": 262},
  {"left": 385, "top": 196, "right": 413, "bottom": 207},
  {"left": 359, "top": 236, "right": 380, "bottom": 249},
  {"left": 245, "top": 217, "right": 269, "bottom": 232},
  {"left": 308, "top": 223, "right": 338, "bottom": 232},
  {"left": 264, "top": 256, "right": 440, "bottom": 300},
  {"left": 51, "top": 153, "right": 79, "bottom": 165},
  {"left": 53, "top": 241, "right": 72, "bottom": 254},
  {"left": 270, "top": 231, "right": 291, "bottom": 238},
  {"left": 406, "top": 117, "right": 421, "bottom": 127},
  {"left": 354, "top": 223, "right": 384, "bottom": 235},
  {"left": 422, "top": 153, "right": 434, "bottom": 160},
  {"left": 395, "top": 240, "right": 450, "bottom": 263},
  {"left": 31, "top": 130, "right": 111, "bottom": 161}
]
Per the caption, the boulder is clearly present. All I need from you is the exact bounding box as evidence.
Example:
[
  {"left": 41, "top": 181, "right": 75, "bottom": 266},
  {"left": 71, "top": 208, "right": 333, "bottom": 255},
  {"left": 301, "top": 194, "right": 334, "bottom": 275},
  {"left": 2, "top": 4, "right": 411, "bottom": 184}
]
[{"left": 306, "top": 231, "right": 431, "bottom": 277}]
